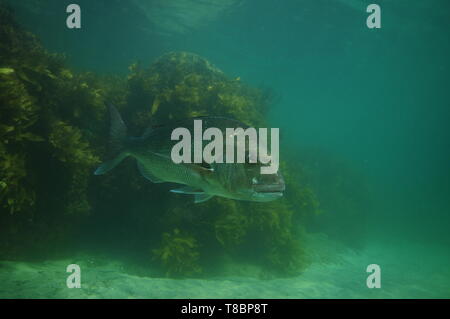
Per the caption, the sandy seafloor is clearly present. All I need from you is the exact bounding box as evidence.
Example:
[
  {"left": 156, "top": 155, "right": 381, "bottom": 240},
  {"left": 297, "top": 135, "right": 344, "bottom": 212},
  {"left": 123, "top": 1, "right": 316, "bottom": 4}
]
[{"left": 1, "top": 234, "right": 449, "bottom": 299}]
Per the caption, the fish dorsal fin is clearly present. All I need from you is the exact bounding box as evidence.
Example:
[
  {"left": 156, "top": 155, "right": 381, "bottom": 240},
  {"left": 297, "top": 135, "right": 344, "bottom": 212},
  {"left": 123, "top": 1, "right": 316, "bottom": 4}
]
[
  {"left": 107, "top": 103, "right": 127, "bottom": 155},
  {"left": 170, "top": 186, "right": 204, "bottom": 195},
  {"left": 136, "top": 161, "right": 164, "bottom": 183},
  {"left": 194, "top": 193, "right": 213, "bottom": 204}
]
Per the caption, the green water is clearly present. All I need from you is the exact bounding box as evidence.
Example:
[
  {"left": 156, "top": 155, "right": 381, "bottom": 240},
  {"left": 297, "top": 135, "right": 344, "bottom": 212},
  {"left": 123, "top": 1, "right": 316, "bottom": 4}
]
[{"left": 1, "top": 0, "right": 449, "bottom": 299}]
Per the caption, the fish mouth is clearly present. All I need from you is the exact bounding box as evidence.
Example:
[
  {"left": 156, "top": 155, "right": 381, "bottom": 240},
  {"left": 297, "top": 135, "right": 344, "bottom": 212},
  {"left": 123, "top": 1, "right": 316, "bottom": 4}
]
[
  {"left": 251, "top": 186, "right": 284, "bottom": 202},
  {"left": 249, "top": 172, "right": 285, "bottom": 201},
  {"left": 253, "top": 183, "right": 285, "bottom": 194}
]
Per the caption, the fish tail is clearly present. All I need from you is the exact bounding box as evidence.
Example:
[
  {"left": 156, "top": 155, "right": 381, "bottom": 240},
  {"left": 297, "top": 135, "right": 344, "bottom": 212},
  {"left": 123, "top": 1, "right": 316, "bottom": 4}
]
[{"left": 94, "top": 103, "right": 129, "bottom": 175}]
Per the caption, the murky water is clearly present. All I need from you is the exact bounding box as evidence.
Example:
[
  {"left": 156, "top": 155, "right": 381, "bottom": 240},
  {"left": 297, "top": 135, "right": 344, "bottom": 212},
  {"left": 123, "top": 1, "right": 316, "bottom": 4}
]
[{"left": 0, "top": 0, "right": 449, "bottom": 299}]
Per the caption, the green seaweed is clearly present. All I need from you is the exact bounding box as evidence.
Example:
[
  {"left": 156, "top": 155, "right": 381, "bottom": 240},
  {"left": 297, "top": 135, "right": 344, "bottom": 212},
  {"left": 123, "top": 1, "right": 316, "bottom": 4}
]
[
  {"left": 153, "top": 228, "right": 202, "bottom": 277},
  {"left": 126, "top": 52, "right": 268, "bottom": 132},
  {"left": 0, "top": 4, "right": 125, "bottom": 257}
]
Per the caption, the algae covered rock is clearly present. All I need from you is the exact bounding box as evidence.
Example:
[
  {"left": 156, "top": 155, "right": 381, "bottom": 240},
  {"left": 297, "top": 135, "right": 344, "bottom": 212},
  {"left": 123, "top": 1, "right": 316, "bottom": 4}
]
[
  {"left": 0, "top": 4, "right": 125, "bottom": 257},
  {"left": 126, "top": 51, "right": 269, "bottom": 134}
]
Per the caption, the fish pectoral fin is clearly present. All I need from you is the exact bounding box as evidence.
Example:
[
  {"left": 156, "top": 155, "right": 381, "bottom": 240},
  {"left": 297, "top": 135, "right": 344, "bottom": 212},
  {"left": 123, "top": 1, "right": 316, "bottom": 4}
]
[
  {"left": 194, "top": 193, "right": 214, "bottom": 204},
  {"left": 170, "top": 186, "right": 204, "bottom": 195},
  {"left": 169, "top": 186, "right": 213, "bottom": 203},
  {"left": 136, "top": 161, "right": 164, "bottom": 183}
]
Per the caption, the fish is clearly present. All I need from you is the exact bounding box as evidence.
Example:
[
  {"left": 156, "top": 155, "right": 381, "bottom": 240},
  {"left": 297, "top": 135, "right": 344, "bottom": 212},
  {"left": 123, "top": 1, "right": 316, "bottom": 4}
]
[{"left": 94, "top": 104, "right": 285, "bottom": 203}]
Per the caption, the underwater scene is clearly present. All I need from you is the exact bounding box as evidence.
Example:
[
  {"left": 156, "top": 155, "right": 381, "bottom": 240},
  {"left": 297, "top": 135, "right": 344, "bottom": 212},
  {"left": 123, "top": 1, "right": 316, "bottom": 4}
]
[{"left": 0, "top": 0, "right": 449, "bottom": 299}]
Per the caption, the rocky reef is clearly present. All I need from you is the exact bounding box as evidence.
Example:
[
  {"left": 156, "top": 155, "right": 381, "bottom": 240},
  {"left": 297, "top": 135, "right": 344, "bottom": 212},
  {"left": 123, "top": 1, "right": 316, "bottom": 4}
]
[
  {"left": 0, "top": 3, "right": 124, "bottom": 258},
  {"left": 0, "top": 3, "right": 323, "bottom": 277}
]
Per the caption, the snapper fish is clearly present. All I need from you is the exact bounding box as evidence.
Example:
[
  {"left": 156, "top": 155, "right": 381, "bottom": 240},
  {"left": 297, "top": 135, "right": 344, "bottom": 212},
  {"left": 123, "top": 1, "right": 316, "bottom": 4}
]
[{"left": 94, "top": 104, "right": 285, "bottom": 203}]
